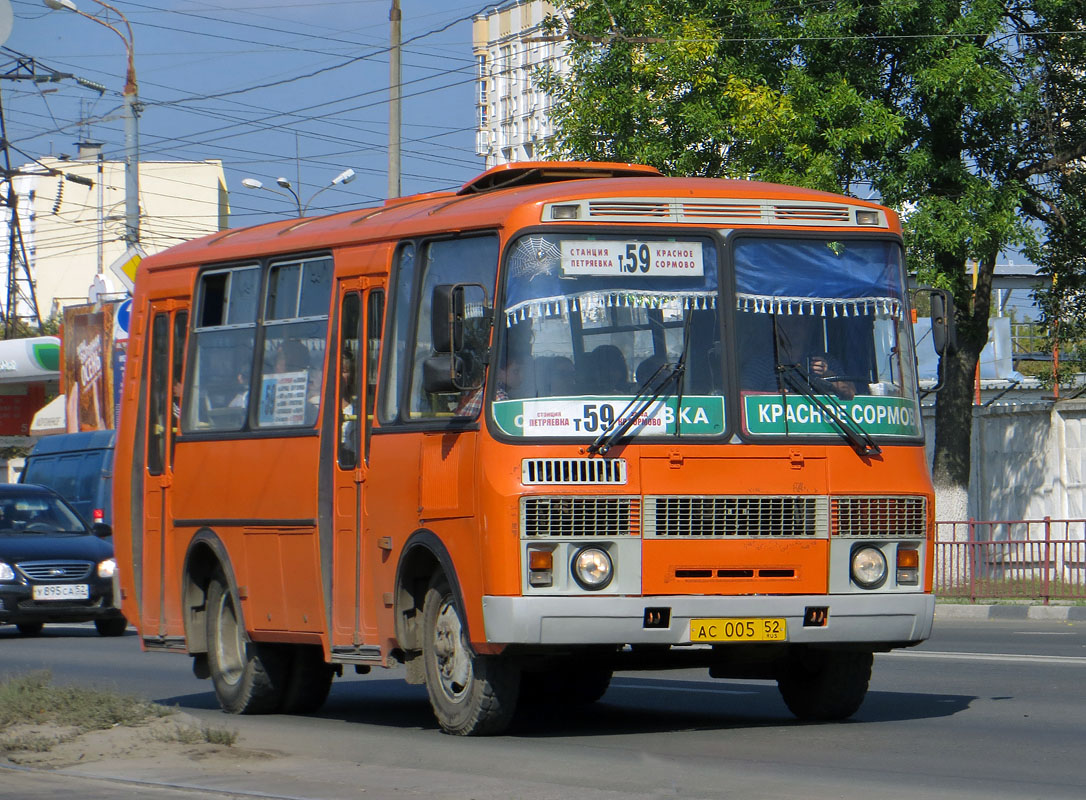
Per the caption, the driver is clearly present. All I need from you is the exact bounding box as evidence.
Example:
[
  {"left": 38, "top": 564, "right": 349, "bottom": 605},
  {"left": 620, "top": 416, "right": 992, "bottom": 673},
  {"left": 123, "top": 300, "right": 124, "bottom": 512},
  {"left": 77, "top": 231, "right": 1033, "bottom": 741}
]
[{"left": 808, "top": 352, "right": 855, "bottom": 400}]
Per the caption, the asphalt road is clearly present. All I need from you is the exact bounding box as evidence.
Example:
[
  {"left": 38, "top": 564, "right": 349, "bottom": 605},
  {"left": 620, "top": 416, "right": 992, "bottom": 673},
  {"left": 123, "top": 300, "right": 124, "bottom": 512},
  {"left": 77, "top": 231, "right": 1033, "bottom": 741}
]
[{"left": 2, "top": 614, "right": 1085, "bottom": 800}]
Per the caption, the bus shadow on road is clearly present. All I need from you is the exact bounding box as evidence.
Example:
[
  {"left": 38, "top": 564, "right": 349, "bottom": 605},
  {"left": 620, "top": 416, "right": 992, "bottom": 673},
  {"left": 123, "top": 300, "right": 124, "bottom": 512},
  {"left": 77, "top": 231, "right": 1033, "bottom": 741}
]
[{"left": 149, "top": 674, "right": 976, "bottom": 737}]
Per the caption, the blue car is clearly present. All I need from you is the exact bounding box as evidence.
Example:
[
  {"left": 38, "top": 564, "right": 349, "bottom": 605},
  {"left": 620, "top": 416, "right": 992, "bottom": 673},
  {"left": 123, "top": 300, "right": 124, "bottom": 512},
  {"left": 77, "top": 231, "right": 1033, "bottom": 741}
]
[{"left": 0, "top": 483, "right": 126, "bottom": 637}]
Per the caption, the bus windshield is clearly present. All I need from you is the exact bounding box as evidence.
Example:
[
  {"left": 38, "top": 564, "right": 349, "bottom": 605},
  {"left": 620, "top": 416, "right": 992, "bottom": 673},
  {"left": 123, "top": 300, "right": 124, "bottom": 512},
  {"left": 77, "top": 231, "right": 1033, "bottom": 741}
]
[
  {"left": 735, "top": 237, "right": 922, "bottom": 442},
  {"left": 490, "top": 233, "right": 724, "bottom": 440}
]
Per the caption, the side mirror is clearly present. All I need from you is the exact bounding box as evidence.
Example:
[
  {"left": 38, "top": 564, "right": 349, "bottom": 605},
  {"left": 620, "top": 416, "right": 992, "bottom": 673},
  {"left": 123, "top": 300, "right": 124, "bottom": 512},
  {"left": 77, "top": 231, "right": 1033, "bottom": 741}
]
[
  {"left": 423, "top": 353, "right": 477, "bottom": 394},
  {"left": 431, "top": 284, "right": 461, "bottom": 354},
  {"left": 928, "top": 289, "right": 956, "bottom": 356},
  {"left": 913, "top": 287, "right": 957, "bottom": 393},
  {"left": 92, "top": 522, "right": 113, "bottom": 538},
  {"left": 431, "top": 283, "right": 492, "bottom": 355}
]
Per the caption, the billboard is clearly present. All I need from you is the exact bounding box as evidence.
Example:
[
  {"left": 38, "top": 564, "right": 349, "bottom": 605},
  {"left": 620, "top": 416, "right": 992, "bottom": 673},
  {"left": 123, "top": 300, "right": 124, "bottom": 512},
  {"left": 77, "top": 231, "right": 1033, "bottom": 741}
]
[{"left": 63, "top": 302, "right": 121, "bottom": 432}]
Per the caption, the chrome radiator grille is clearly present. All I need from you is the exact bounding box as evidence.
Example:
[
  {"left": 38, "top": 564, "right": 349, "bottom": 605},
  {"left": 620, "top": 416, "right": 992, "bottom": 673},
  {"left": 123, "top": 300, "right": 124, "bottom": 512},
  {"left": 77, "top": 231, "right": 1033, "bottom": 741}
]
[
  {"left": 17, "top": 561, "right": 93, "bottom": 581},
  {"left": 831, "top": 496, "right": 927, "bottom": 537},
  {"left": 522, "top": 496, "right": 640, "bottom": 537},
  {"left": 643, "top": 496, "right": 828, "bottom": 538}
]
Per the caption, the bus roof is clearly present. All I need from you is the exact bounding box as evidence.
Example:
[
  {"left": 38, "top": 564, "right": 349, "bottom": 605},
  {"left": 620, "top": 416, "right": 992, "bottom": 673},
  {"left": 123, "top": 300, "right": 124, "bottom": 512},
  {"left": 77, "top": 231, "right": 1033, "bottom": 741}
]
[{"left": 142, "top": 162, "right": 899, "bottom": 273}]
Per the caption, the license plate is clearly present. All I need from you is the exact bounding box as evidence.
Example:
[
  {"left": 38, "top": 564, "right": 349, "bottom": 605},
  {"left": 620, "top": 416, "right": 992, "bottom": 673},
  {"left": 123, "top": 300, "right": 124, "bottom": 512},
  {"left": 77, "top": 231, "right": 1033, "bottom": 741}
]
[
  {"left": 690, "top": 617, "right": 787, "bottom": 642},
  {"left": 32, "top": 584, "right": 90, "bottom": 601}
]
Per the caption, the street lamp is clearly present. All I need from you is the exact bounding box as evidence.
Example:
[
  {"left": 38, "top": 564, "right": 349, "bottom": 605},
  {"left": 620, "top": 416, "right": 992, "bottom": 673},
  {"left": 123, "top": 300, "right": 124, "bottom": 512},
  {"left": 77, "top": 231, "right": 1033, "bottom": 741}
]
[
  {"left": 44, "top": 0, "right": 140, "bottom": 247},
  {"left": 241, "top": 168, "right": 356, "bottom": 217}
]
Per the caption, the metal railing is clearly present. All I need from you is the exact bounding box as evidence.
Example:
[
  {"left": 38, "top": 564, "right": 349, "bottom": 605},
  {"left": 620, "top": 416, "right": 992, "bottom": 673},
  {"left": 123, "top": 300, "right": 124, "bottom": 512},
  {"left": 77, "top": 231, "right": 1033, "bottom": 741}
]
[{"left": 934, "top": 518, "right": 1086, "bottom": 603}]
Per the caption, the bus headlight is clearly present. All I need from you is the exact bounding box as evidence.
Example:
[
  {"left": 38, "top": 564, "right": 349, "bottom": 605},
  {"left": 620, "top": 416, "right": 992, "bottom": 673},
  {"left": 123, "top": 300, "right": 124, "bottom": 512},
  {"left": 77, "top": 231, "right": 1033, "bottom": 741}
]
[
  {"left": 97, "top": 558, "right": 117, "bottom": 579},
  {"left": 571, "top": 547, "right": 613, "bottom": 591},
  {"left": 0, "top": 561, "right": 14, "bottom": 581},
  {"left": 850, "top": 546, "right": 887, "bottom": 589}
]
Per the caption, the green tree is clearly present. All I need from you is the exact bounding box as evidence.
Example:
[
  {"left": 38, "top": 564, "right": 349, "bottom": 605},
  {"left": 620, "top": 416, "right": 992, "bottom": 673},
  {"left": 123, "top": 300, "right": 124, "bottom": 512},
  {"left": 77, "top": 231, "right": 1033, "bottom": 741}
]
[{"left": 542, "top": 0, "right": 1086, "bottom": 506}]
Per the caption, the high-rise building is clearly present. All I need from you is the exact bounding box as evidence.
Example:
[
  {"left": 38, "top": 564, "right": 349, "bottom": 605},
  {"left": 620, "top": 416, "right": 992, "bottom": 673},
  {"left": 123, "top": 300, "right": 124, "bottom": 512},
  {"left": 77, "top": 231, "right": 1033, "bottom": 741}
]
[{"left": 473, "top": 1, "right": 566, "bottom": 168}]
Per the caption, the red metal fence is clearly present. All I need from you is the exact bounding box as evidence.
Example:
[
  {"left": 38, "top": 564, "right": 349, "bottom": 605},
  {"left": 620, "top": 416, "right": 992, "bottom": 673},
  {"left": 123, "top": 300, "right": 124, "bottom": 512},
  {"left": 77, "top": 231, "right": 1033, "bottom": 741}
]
[{"left": 935, "top": 518, "right": 1086, "bottom": 603}]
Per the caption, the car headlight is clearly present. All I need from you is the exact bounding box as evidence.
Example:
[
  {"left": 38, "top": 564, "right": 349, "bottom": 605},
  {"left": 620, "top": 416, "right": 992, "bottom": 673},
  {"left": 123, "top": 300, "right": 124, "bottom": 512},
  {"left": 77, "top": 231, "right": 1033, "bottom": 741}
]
[
  {"left": 851, "top": 546, "right": 888, "bottom": 589},
  {"left": 97, "top": 558, "right": 117, "bottom": 579},
  {"left": 0, "top": 561, "right": 13, "bottom": 581},
  {"left": 571, "top": 547, "right": 613, "bottom": 591}
]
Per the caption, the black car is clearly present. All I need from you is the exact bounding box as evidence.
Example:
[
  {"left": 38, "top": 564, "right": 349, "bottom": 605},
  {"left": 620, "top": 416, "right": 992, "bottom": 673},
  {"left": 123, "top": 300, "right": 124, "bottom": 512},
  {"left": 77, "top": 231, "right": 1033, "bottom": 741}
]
[{"left": 0, "top": 483, "right": 127, "bottom": 636}]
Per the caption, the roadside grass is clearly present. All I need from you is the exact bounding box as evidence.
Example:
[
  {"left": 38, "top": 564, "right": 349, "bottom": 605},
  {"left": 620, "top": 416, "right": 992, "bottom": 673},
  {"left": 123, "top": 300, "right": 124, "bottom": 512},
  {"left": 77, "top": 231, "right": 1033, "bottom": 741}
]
[{"left": 0, "top": 670, "right": 236, "bottom": 753}]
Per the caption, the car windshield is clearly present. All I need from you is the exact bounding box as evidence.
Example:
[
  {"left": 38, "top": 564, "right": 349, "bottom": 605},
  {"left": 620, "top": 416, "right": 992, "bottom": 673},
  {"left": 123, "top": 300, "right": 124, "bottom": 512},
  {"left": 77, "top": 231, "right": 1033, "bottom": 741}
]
[
  {"left": 0, "top": 495, "right": 87, "bottom": 534},
  {"left": 489, "top": 233, "right": 723, "bottom": 440},
  {"left": 735, "top": 237, "right": 922, "bottom": 442}
]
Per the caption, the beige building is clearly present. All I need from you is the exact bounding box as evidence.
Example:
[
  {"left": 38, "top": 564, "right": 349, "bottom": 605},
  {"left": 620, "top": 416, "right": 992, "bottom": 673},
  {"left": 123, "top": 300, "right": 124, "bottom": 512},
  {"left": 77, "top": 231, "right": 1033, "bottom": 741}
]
[
  {"left": 473, "top": 0, "right": 566, "bottom": 167},
  {"left": 3, "top": 144, "right": 229, "bottom": 320}
]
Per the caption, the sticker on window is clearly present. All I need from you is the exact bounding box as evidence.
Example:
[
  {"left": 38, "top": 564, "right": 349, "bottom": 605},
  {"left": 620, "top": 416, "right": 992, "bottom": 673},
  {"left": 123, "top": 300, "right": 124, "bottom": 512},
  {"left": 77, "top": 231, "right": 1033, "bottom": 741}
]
[{"left": 561, "top": 241, "right": 704, "bottom": 277}]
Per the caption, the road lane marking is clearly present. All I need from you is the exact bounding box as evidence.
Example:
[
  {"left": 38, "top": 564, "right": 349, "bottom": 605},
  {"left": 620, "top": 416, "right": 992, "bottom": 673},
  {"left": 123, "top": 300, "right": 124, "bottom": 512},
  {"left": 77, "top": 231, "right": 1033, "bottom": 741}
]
[{"left": 882, "top": 650, "right": 1086, "bottom": 666}]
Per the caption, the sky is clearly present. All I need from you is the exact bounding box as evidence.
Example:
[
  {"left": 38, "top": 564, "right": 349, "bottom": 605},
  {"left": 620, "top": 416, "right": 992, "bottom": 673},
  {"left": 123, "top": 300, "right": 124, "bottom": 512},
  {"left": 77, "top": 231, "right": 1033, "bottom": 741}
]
[{"left": 2, "top": 0, "right": 496, "bottom": 226}]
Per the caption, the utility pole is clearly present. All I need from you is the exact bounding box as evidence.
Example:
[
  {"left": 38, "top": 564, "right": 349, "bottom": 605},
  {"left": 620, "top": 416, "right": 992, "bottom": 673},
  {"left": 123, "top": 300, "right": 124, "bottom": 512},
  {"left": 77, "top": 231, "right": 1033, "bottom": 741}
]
[{"left": 388, "top": 0, "right": 402, "bottom": 199}]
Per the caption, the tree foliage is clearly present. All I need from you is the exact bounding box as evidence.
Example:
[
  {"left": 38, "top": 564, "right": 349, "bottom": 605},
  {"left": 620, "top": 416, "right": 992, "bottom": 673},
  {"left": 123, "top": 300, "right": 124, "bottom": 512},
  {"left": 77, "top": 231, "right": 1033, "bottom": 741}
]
[{"left": 542, "top": 0, "right": 1086, "bottom": 492}]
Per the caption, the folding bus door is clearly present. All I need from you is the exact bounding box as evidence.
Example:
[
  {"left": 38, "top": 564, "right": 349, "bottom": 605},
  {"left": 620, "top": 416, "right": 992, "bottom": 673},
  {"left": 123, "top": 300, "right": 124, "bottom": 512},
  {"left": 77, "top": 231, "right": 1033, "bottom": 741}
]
[
  {"left": 141, "top": 303, "right": 188, "bottom": 643},
  {"left": 329, "top": 284, "right": 383, "bottom": 659}
]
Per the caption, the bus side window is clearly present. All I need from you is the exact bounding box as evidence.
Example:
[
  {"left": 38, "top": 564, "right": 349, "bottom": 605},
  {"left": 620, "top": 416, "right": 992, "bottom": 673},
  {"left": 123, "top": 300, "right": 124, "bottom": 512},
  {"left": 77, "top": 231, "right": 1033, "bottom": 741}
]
[
  {"left": 255, "top": 256, "right": 332, "bottom": 429},
  {"left": 379, "top": 243, "right": 416, "bottom": 424},
  {"left": 406, "top": 236, "right": 498, "bottom": 419},
  {"left": 338, "top": 294, "right": 361, "bottom": 469},
  {"left": 148, "top": 313, "right": 170, "bottom": 475},
  {"left": 186, "top": 266, "right": 259, "bottom": 432},
  {"left": 365, "top": 290, "right": 384, "bottom": 461}
]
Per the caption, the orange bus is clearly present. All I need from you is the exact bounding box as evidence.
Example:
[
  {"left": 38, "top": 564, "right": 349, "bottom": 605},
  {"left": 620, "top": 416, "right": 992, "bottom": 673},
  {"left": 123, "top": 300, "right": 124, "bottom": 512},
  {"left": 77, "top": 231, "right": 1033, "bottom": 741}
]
[{"left": 113, "top": 162, "right": 951, "bottom": 735}]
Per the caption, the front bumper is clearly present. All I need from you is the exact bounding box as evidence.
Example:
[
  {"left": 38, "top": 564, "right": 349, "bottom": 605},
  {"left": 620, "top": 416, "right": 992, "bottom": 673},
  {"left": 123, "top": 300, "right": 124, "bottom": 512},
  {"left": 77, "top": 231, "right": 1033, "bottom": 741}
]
[
  {"left": 0, "top": 581, "right": 123, "bottom": 625},
  {"left": 482, "top": 592, "right": 934, "bottom": 646}
]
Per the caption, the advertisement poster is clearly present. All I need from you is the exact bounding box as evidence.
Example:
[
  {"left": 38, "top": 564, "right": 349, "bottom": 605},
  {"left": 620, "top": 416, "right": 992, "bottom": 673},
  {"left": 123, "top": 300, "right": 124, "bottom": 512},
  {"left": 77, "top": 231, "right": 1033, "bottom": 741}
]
[{"left": 63, "top": 303, "right": 116, "bottom": 432}]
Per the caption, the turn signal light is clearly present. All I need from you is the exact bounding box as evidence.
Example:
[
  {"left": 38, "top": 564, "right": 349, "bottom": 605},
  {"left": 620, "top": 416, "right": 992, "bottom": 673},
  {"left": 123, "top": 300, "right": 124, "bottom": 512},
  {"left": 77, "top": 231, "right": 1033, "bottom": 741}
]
[
  {"left": 896, "top": 547, "right": 919, "bottom": 585},
  {"left": 527, "top": 548, "right": 553, "bottom": 587}
]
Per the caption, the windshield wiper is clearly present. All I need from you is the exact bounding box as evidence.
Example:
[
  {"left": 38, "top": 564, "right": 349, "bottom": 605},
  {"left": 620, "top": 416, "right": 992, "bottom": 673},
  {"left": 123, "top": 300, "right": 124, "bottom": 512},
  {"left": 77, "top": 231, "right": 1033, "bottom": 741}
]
[
  {"left": 587, "top": 360, "right": 684, "bottom": 455},
  {"left": 777, "top": 364, "right": 881, "bottom": 458},
  {"left": 588, "top": 314, "right": 694, "bottom": 455}
]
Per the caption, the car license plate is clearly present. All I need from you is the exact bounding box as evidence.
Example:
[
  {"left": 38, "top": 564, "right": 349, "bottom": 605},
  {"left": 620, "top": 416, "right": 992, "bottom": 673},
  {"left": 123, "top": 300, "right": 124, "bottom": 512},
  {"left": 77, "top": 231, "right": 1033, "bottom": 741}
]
[
  {"left": 32, "top": 584, "right": 90, "bottom": 601},
  {"left": 690, "top": 617, "right": 787, "bottom": 642}
]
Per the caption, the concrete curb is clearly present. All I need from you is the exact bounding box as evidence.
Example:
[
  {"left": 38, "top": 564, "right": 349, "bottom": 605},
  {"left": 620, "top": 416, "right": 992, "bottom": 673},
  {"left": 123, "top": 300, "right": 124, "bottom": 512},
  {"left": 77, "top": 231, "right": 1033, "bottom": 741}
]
[{"left": 935, "top": 603, "right": 1086, "bottom": 621}]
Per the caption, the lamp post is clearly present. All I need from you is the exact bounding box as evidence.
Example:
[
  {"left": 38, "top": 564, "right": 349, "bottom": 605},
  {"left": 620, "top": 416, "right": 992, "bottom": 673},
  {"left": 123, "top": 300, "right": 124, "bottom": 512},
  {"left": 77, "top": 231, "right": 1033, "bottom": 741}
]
[
  {"left": 44, "top": 0, "right": 140, "bottom": 246},
  {"left": 241, "top": 168, "right": 356, "bottom": 217}
]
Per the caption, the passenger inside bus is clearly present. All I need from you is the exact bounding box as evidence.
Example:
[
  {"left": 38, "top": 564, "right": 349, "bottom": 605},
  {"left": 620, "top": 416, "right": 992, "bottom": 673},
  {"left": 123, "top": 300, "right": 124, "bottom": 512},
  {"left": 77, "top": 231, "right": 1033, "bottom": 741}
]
[{"left": 584, "top": 345, "right": 631, "bottom": 395}]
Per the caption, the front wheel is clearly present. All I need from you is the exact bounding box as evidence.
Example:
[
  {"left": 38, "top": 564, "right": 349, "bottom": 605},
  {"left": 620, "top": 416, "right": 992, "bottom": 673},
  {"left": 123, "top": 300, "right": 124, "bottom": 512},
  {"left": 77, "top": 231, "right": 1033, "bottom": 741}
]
[
  {"left": 776, "top": 648, "right": 872, "bottom": 721},
  {"left": 421, "top": 575, "right": 519, "bottom": 735},
  {"left": 206, "top": 570, "right": 286, "bottom": 714},
  {"left": 16, "top": 622, "right": 43, "bottom": 636}
]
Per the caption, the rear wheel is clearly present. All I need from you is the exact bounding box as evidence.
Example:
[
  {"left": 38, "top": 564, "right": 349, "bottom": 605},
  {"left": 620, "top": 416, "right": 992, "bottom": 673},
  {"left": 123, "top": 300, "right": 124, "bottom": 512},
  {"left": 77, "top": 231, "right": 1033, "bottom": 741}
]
[
  {"left": 279, "top": 645, "right": 335, "bottom": 714},
  {"left": 15, "top": 622, "right": 43, "bottom": 636},
  {"left": 777, "top": 648, "right": 872, "bottom": 721},
  {"left": 95, "top": 617, "right": 128, "bottom": 637},
  {"left": 421, "top": 575, "right": 519, "bottom": 735},
  {"left": 206, "top": 570, "right": 286, "bottom": 714}
]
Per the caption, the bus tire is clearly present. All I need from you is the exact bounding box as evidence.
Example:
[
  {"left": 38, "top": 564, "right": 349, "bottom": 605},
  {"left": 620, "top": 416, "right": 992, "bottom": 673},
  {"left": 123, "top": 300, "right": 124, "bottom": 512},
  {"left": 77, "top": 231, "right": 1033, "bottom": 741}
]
[
  {"left": 421, "top": 575, "right": 519, "bottom": 735},
  {"left": 206, "top": 570, "right": 286, "bottom": 714},
  {"left": 279, "top": 645, "right": 334, "bottom": 714},
  {"left": 776, "top": 648, "right": 872, "bottom": 721},
  {"left": 16, "top": 622, "right": 44, "bottom": 636}
]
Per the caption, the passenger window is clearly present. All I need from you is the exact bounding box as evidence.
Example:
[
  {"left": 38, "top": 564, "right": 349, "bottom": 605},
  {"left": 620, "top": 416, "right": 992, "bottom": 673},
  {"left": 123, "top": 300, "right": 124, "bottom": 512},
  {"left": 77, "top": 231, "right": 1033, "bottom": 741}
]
[
  {"left": 185, "top": 266, "right": 260, "bottom": 432},
  {"left": 338, "top": 293, "right": 362, "bottom": 469},
  {"left": 379, "top": 244, "right": 416, "bottom": 423},
  {"left": 256, "top": 257, "right": 332, "bottom": 429},
  {"left": 148, "top": 313, "right": 170, "bottom": 474},
  {"left": 365, "top": 291, "right": 383, "bottom": 460},
  {"left": 406, "top": 236, "right": 498, "bottom": 419}
]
